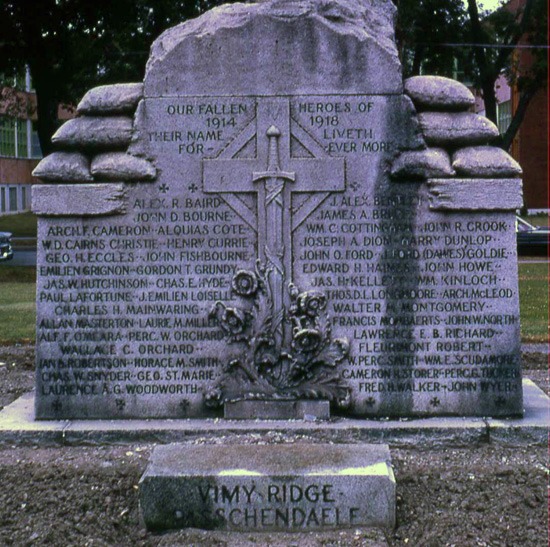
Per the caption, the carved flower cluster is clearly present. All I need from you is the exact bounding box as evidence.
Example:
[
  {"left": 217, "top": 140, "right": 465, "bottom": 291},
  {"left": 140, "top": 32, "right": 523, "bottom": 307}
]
[
  {"left": 206, "top": 262, "right": 350, "bottom": 408},
  {"left": 288, "top": 286, "right": 327, "bottom": 354}
]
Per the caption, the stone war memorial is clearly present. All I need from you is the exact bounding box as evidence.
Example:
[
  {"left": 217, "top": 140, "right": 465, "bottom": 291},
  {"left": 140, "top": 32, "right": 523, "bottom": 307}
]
[{"left": 30, "top": 0, "right": 525, "bottom": 534}]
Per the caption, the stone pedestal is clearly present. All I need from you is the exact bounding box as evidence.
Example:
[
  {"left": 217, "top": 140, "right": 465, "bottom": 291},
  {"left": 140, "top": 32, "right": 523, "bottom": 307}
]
[
  {"left": 224, "top": 400, "right": 331, "bottom": 420},
  {"left": 140, "top": 443, "right": 395, "bottom": 531}
]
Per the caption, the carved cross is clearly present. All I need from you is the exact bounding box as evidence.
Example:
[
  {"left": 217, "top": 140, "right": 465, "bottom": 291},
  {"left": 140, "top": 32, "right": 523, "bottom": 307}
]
[{"left": 203, "top": 99, "right": 345, "bottom": 344}]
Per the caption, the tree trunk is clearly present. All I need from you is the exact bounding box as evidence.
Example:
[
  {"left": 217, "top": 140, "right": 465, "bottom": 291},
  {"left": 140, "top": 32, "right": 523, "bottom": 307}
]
[
  {"left": 500, "top": 87, "right": 536, "bottom": 151},
  {"left": 412, "top": 44, "right": 425, "bottom": 76},
  {"left": 480, "top": 77, "right": 498, "bottom": 126},
  {"left": 467, "top": 0, "right": 499, "bottom": 127},
  {"left": 29, "top": 66, "right": 59, "bottom": 157}
]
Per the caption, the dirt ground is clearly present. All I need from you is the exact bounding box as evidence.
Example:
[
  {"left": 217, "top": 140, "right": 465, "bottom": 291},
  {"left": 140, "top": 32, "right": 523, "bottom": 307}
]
[{"left": 0, "top": 345, "right": 548, "bottom": 547}]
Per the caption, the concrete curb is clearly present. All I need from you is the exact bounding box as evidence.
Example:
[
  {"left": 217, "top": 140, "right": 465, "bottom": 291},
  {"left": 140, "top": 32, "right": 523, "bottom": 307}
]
[{"left": 0, "top": 380, "right": 547, "bottom": 447}]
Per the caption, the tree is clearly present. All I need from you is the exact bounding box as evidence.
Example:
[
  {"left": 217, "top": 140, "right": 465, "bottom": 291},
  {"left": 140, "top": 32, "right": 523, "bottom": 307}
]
[
  {"left": 466, "top": 0, "right": 547, "bottom": 150},
  {"left": 0, "top": 0, "right": 231, "bottom": 155},
  {"left": 1, "top": 0, "right": 545, "bottom": 154},
  {"left": 395, "top": 0, "right": 471, "bottom": 79},
  {"left": 395, "top": 0, "right": 547, "bottom": 151}
]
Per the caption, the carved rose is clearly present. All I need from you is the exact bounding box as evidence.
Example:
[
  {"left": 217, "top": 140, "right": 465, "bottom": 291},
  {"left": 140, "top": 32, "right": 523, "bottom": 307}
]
[
  {"left": 292, "top": 328, "right": 322, "bottom": 353},
  {"left": 297, "top": 291, "right": 327, "bottom": 317},
  {"left": 210, "top": 302, "right": 250, "bottom": 337},
  {"left": 221, "top": 307, "right": 248, "bottom": 335},
  {"left": 232, "top": 270, "right": 258, "bottom": 297}
]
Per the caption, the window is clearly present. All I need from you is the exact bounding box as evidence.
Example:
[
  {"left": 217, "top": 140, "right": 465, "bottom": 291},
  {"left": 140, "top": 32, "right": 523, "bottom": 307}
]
[
  {"left": 0, "top": 117, "right": 16, "bottom": 156},
  {"left": 8, "top": 188, "right": 17, "bottom": 211},
  {"left": 30, "top": 121, "right": 42, "bottom": 158},
  {"left": 0, "top": 116, "right": 34, "bottom": 158},
  {"left": 0, "top": 188, "right": 5, "bottom": 213},
  {"left": 497, "top": 100, "right": 512, "bottom": 135}
]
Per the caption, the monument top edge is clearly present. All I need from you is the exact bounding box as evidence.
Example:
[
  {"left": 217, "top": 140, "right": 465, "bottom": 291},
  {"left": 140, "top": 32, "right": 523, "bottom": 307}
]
[
  {"left": 148, "top": 0, "right": 398, "bottom": 48},
  {"left": 141, "top": 92, "right": 405, "bottom": 99},
  {"left": 144, "top": 0, "right": 400, "bottom": 90}
]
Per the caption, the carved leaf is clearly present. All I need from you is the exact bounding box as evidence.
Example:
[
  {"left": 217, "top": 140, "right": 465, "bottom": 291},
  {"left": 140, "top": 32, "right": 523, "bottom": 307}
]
[
  {"left": 220, "top": 372, "right": 278, "bottom": 402},
  {"left": 209, "top": 262, "right": 351, "bottom": 405},
  {"left": 312, "top": 338, "right": 349, "bottom": 368},
  {"left": 253, "top": 288, "right": 272, "bottom": 335},
  {"left": 284, "top": 373, "right": 349, "bottom": 402}
]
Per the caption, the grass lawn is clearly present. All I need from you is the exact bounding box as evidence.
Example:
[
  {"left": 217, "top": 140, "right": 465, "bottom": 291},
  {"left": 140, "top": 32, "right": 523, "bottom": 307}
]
[
  {"left": 0, "top": 212, "right": 37, "bottom": 238},
  {"left": 521, "top": 214, "right": 548, "bottom": 228},
  {"left": 518, "top": 262, "right": 549, "bottom": 343},
  {"left": 0, "top": 268, "right": 36, "bottom": 344}
]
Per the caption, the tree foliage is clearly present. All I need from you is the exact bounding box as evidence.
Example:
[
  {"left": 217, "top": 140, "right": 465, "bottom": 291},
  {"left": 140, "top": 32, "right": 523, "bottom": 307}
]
[
  {"left": 396, "top": 0, "right": 547, "bottom": 150},
  {"left": 466, "top": 0, "right": 547, "bottom": 149},
  {"left": 0, "top": 0, "right": 546, "bottom": 154},
  {"left": 395, "top": 0, "right": 471, "bottom": 80},
  {"left": 0, "top": 0, "right": 231, "bottom": 154}
]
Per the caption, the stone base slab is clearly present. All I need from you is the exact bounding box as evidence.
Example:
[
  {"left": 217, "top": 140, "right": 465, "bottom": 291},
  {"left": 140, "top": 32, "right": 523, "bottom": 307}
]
[
  {"left": 155, "top": 527, "right": 389, "bottom": 546},
  {"left": 0, "top": 380, "right": 547, "bottom": 447},
  {"left": 224, "top": 400, "right": 330, "bottom": 420},
  {"left": 139, "top": 443, "right": 395, "bottom": 531}
]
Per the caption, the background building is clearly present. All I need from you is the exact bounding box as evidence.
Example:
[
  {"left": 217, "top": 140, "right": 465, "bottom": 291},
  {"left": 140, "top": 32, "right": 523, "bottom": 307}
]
[
  {"left": 475, "top": 78, "right": 548, "bottom": 214},
  {"left": 474, "top": 0, "right": 548, "bottom": 213},
  {"left": 0, "top": 67, "right": 43, "bottom": 215}
]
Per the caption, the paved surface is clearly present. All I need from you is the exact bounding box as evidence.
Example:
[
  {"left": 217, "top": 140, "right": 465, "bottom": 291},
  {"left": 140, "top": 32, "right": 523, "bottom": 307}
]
[
  {"left": 5, "top": 249, "right": 36, "bottom": 267},
  {"left": 0, "top": 380, "right": 547, "bottom": 447}
]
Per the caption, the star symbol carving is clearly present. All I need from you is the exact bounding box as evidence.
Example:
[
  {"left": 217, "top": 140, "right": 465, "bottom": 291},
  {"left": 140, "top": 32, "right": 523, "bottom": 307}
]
[
  {"left": 179, "top": 399, "right": 190, "bottom": 415},
  {"left": 159, "top": 183, "right": 169, "bottom": 194}
]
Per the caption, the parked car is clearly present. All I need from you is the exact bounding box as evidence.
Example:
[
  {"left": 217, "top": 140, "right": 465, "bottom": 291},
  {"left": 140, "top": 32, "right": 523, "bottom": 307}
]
[
  {"left": 0, "top": 232, "right": 14, "bottom": 261},
  {"left": 516, "top": 217, "right": 549, "bottom": 256}
]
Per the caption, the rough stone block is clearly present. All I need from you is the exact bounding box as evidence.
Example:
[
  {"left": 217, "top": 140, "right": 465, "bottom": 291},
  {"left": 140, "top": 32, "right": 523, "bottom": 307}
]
[
  {"left": 418, "top": 112, "right": 499, "bottom": 146},
  {"left": 77, "top": 83, "right": 143, "bottom": 114},
  {"left": 32, "top": 183, "right": 127, "bottom": 217},
  {"left": 140, "top": 444, "right": 396, "bottom": 531},
  {"left": 428, "top": 178, "right": 523, "bottom": 210},
  {"left": 32, "top": 152, "right": 93, "bottom": 182},
  {"left": 144, "top": 0, "right": 403, "bottom": 96},
  {"left": 90, "top": 152, "right": 156, "bottom": 181},
  {"left": 404, "top": 76, "right": 475, "bottom": 111},
  {"left": 452, "top": 146, "right": 523, "bottom": 177},
  {"left": 51, "top": 117, "right": 133, "bottom": 149},
  {"left": 390, "top": 148, "right": 454, "bottom": 179}
]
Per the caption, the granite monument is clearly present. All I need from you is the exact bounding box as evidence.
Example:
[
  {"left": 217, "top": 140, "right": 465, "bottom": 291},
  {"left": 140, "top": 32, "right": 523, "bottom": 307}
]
[{"left": 32, "top": 0, "right": 524, "bottom": 421}]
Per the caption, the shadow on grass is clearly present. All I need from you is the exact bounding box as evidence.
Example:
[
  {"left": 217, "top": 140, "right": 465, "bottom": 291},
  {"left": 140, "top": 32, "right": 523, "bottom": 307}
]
[{"left": 0, "top": 266, "right": 36, "bottom": 283}]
